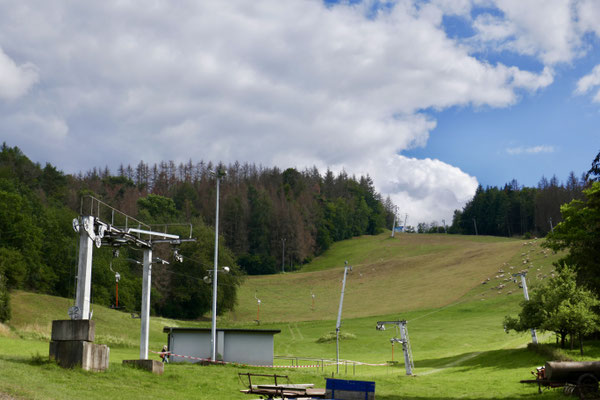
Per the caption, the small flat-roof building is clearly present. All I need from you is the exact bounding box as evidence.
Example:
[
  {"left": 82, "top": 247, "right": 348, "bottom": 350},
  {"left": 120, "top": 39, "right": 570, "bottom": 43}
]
[{"left": 163, "top": 327, "right": 281, "bottom": 365}]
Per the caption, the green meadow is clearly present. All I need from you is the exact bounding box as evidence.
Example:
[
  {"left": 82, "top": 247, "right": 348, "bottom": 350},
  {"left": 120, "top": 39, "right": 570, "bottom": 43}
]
[{"left": 0, "top": 232, "right": 582, "bottom": 399}]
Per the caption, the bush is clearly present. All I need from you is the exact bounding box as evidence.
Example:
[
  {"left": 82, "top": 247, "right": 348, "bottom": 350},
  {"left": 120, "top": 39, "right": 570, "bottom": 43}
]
[
  {"left": 527, "top": 343, "right": 572, "bottom": 361},
  {"left": 316, "top": 331, "right": 356, "bottom": 343},
  {"left": 0, "top": 274, "right": 10, "bottom": 323},
  {"left": 237, "top": 254, "right": 277, "bottom": 275}
]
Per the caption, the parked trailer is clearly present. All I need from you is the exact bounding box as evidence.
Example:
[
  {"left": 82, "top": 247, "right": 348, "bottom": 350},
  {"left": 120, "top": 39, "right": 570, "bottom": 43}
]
[{"left": 521, "top": 361, "right": 600, "bottom": 399}]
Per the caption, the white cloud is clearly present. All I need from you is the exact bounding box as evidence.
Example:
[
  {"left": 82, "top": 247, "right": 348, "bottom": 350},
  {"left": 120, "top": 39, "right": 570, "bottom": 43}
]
[
  {"left": 0, "top": 112, "right": 69, "bottom": 144},
  {"left": 575, "top": 63, "right": 600, "bottom": 104},
  {"left": 575, "top": 65, "right": 600, "bottom": 95},
  {"left": 430, "top": 0, "right": 473, "bottom": 16},
  {"left": 0, "top": 0, "right": 585, "bottom": 222},
  {"left": 373, "top": 155, "right": 479, "bottom": 224},
  {"left": 507, "top": 66, "right": 554, "bottom": 91},
  {"left": 576, "top": 0, "right": 600, "bottom": 38},
  {"left": 506, "top": 145, "right": 555, "bottom": 155},
  {"left": 470, "top": 0, "right": 583, "bottom": 65},
  {"left": 473, "top": 13, "right": 516, "bottom": 43},
  {"left": 0, "top": 47, "right": 38, "bottom": 100}
]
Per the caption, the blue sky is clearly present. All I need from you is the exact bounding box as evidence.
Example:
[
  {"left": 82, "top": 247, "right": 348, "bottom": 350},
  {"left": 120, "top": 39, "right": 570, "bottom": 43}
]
[
  {"left": 403, "top": 5, "right": 600, "bottom": 188},
  {"left": 406, "top": 56, "right": 600, "bottom": 187},
  {"left": 0, "top": 0, "right": 598, "bottom": 223}
]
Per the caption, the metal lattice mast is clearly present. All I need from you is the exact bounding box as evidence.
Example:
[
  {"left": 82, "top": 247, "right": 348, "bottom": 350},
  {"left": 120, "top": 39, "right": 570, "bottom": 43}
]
[
  {"left": 377, "top": 319, "right": 415, "bottom": 376},
  {"left": 72, "top": 195, "right": 195, "bottom": 361},
  {"left": 400, "top": 321, "right": 414, "bottom": 375}
]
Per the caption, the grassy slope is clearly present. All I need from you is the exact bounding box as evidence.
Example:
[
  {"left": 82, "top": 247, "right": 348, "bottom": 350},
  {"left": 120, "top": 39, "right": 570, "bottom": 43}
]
[
  {"left": 9, "top": 291, "right": 203, "bottom": 349},
  {"left": 0, "top": 233, "right": 570, "bottom": 399},
  {"left": 225, "top": 233, "right": 554, "bottom": 323}
]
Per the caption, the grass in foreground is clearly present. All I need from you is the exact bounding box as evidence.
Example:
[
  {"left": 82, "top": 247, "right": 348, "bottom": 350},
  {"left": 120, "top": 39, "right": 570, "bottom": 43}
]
[
  {"left": 0, "top": 288, "right": 567, "bottom": 399},
  {"left": 0, "top": 233, "right": 568, "bottom": 399}
]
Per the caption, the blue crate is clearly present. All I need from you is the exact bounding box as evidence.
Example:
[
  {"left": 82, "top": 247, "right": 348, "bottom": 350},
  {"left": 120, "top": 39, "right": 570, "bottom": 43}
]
[{"left": 325, "top": 378, "right": 375, "bottom": 400}]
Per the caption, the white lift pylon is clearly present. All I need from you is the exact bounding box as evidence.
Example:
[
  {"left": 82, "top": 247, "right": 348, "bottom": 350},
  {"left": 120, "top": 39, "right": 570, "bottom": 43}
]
[{"left": 72, "top": 196, "right": 195, "bottom": 360}]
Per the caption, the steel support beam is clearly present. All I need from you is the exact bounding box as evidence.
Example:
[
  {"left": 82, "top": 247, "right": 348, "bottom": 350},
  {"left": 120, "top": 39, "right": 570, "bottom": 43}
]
[
  {"left": 75, "top": 216, "right": 94, "bottom": 320},
  {"left": 211, "top": 174, "right": 221, "bottom": 362},
  {"left": 400, "top": 322, "right": 413, "bottom": 376},
  {"left": 140, "top": 248, "right": 152, "bottom": 359}
]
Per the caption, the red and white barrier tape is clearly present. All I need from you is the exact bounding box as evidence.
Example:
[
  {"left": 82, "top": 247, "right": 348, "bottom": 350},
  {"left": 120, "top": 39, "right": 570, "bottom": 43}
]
[
  {"left": 346, "top": 361, "right": 388, "bottom": 367},
  {"left": 151, "top": 350, "right": 226, "bottom": 363},
  {"left": 151, "top": 350, "right": 321, "bottom": 368},
  {"left": 324, "top": 361, "right": 387, "bottom": 367}
]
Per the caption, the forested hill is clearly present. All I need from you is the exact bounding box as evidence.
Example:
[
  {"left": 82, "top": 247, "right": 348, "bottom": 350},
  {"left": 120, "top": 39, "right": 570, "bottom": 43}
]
[
  {"left": 447, "top": 174, "right": 586, "bottom": 238},
  {"left": 73, "top": 158, "right": 393, "bottom": 272},
  {"left": 0, "top": 143, "right": 393, "bottom": 320}
]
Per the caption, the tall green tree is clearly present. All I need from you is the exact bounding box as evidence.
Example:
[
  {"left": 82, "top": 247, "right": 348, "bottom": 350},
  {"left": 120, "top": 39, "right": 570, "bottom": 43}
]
[
  {"left": 0, "top": 273, "right": 10, "bottom": 322},
  {"left": 137, "top": 194, "right": 179, "bottom": 223},
  {"left": 247, "top": 185, "right": 273, "bottom": 255},
  {"left": 156, "top": 218, "right": 242, "bottom": 318},
  {"left": 504, "top": 267, "right": 600, "bottom": 354},
  {"left": 544, "top": 181, "right": 600, "bottom": 293},
  {"left": 586, "top": 150, "right": 600, "bottom": 182}
]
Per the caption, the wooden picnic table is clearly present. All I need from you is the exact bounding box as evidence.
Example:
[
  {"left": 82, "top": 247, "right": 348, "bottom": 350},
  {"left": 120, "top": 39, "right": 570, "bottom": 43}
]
[{"left": 239, "top": 373, "right": 326, "bottom": 399}]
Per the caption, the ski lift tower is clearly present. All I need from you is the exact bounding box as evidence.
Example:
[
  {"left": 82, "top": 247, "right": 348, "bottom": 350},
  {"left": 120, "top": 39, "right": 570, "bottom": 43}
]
[
  {"left": 376, "top": 320, "right": 414, "bottom": 375},
  {"left": 59, "top": 195, "right": 195, "bottom": 372}
]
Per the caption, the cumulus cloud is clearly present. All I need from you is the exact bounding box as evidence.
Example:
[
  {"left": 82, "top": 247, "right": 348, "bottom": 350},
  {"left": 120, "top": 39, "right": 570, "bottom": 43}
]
[
  {"left": 507, "top": 66, "right": 554, "bottom": 91},
  {"left": 506, "top": 145, "right": 555, "bottom": 155},
  {"left": 371, "top": 155, "right": 479, "bottom": 224},
  {"left": 471, "top": 0, "right": 580, "bottom": 64},
  {"left": 0, "top": 47, "right": 38, "bottom": 100},
  {"left": 575, "top": 64, "right": 600, "bottom": 101},
  {"left": 576, "top": 0, "right": 600, "bottom": 38},
  {"left": 0, "top": 0, "right": 587, "bottom": 222}
]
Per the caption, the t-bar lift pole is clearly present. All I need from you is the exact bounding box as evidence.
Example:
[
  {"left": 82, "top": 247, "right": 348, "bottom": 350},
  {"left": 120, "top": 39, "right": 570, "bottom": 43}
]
[
  {"left": 513, "top": 272, "right": 538, "bottom": 344},
  {"left": 336, "top": 261, "right": 352, "bottom": 374},
  {"left": 377, "top": 320, "right": 414, "bottom": 375}
]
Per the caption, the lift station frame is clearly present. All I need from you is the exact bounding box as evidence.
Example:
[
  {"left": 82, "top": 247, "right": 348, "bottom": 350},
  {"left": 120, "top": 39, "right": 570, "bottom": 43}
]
[
  {"left": 376, "top": 320, "right": 415, "bottom": 375},
  {"left": 72, "top": 195, "right": 195, "bottom": 360}
]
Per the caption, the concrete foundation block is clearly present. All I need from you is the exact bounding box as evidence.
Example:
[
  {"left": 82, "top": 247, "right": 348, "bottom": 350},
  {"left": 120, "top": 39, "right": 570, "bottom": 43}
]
[
  {"left": 123, "top": 359, "right": 164, "bottom": 375},
  {"left": 51, "top": 320, "right": 95, "bottom": 342},
  {"left": 49, "top": 341, "right": 109, "bottom": 371}
]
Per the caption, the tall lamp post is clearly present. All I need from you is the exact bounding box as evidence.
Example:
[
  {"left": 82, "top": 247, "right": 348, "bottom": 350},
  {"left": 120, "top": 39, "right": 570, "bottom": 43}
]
[
  {"left": 281, "top": 238, "right": 286, "bottom": 272},
  {"left": 391, "top": 206, "right": 398, "bottom": 238},
  {"left": 210, "top": 167, "right": 226, "bottom": 362}
]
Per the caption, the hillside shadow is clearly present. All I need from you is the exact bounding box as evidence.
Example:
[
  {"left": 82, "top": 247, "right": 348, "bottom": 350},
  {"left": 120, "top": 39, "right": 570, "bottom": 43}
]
[
  {"left": 375, "top": 395, "right": 547, "bottom": 400},
  {"left": 0, "top": 353, "right": 56, "bottom": 367},
  {"left": 413, "top": 347, "right": 544, "bottom": 372}
]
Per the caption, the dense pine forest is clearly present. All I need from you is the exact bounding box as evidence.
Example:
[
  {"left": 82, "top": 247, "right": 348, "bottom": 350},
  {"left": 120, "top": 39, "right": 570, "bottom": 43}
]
[
  {"left": 77, "top": 158, "right": 389, "bottom": 271},
  {"left": 0, "top": 144, "right": 391, "bottom": 320},
  {"left": 445, "top": 174, "right": 586, "bottom": 237}
]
